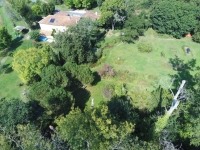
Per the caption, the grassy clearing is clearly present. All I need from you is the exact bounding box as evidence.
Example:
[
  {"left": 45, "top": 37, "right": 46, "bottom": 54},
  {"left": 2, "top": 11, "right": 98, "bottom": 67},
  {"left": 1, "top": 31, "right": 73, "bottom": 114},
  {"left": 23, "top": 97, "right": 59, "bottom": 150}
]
[
  {"left": 0, "top": 57, "right": 27, "bottom": 100},
  {"left": 87, "top": 28, "right": 200, "bottom": 105},
  {"left": 0, "top": 5, "right": 14, "bottom": 35}
]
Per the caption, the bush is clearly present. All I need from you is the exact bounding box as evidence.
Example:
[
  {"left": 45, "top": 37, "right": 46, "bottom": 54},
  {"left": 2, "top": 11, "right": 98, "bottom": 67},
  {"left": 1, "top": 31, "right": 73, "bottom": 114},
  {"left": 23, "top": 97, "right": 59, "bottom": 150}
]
[
  {"left": 30, "top": 30, "right": 40, "bottom": 41},
  {"left": 98, "top": 64, "right": 115, "bottom": 77},
  {"left": 137, "top": 41, "right": 153, "bottom": 53},
  {"left": 94, "top": 48, "right": 102, "bottom": 59}
]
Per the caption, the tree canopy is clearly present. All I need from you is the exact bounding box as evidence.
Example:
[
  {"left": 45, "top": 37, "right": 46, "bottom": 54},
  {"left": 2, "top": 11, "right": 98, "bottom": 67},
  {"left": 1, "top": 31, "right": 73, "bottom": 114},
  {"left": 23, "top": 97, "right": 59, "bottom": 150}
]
[
  {"left": 12, "top": 45, "right": 51, "bottom": 84},
  {"left": 99, "top": 0, "right": 125, "bottom": 30},
  {"left": 150, "top": 0, "right": 199, "bottom": 38},
  {"left": 54, "top": 18, "right": 100, "bottom": 64},
  {"left": 56, "top": 105, "right": 135, "bottom": 149},
  {"left": 64, "top": 0, "right": 95, "bottom": 8},
  {"left": 0, "top": 26, "right": 12, "bottom": 49}
]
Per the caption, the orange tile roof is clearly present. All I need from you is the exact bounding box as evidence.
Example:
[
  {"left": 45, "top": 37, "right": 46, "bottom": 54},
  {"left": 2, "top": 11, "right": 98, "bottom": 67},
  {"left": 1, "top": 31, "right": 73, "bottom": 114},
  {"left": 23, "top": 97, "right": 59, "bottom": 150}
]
[{"left": 38, "top": 10, "right": 100, "bottom": 26}]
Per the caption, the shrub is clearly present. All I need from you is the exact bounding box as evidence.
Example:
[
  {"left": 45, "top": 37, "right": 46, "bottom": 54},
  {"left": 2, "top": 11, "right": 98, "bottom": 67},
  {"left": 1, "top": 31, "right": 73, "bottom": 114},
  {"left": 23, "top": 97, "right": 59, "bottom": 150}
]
[
  {"left": 97, "top": 64, "right": 115, "bottom": 77},
  {"left": 30, "top": 30, "right": 40, "bottom": 41},
  {"left": 94, "top": 48, "right": 102, "bottom": 59},
  {"left": 137, "top": 41, "right": 153, "bottom": 52}
]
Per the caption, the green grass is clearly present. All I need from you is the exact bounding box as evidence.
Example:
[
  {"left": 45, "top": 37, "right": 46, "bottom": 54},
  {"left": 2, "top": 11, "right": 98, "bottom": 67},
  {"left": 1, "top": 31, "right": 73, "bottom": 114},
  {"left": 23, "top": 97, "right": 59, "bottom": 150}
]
[
  {"left": 0, "top": 57, "right": 27, "bottom": 100},
  {"left": 0, "top": 5, "right": 14, "bottom": 35},
  {"left": 55, "top": 4, "right": 71, "bottom": 11},
  {"left": 87, "top": 28, "right": 200, "bottom": 105}
]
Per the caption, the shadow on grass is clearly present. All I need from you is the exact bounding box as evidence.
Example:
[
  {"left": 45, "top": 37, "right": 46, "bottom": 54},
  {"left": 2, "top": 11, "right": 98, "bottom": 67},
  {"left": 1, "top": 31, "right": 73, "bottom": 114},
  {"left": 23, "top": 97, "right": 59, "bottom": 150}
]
[
  {"left": 9, "top": 37, "right": 23, "bottom": 52},
  {"left": 73, "top": 88, "right": 91, "bottom": 111},
  {"left": 168, "top": 56, "right": 198, "bottom": 90},
  {"left": 91, "top": 71, "right": 101, "bottom": 85},
  {"left": 2, "top": 64, "right": 13, "bottom": 74}
]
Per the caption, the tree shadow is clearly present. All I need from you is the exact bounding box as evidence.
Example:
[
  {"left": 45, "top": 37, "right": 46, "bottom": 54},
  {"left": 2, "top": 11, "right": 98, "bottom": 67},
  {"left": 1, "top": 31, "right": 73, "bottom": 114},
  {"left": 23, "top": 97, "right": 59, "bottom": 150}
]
[
  {"left": 91, "top": 71, "right": 101, "bottom": 85},
  {"left": 3, "top": 64, "right": 13, "bottom": 74},
  {"left": 73, "top": 88, "right": 91, "bottom": 111},
  {"left": 168, "top": 56, "right": 197, "bottom": 90},
  {"left": 9, "top": 37, "right": 23, "bottom": 52}
]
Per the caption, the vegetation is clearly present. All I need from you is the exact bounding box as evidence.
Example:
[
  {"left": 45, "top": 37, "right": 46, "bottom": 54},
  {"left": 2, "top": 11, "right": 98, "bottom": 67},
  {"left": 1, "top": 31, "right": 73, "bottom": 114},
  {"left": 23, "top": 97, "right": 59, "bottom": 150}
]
[
  {"left": 1, "top": 0, "right": 200, "bottom": 149},
  {"left": 150, "top": 0, "right": 200, "bottom": 38},
  {"left": 0, "top": 26, "right": 12, "bottom": 49},
  {"left": 64, "top": 0, "right": 95, "bottom": 8}
]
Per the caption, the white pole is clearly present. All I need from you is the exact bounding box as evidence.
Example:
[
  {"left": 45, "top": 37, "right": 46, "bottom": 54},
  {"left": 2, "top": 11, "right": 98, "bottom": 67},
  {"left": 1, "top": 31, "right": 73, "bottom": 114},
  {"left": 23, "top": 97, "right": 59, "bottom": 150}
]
[{"left": 167, "top": 80, "right": 186, "bottom": 115}]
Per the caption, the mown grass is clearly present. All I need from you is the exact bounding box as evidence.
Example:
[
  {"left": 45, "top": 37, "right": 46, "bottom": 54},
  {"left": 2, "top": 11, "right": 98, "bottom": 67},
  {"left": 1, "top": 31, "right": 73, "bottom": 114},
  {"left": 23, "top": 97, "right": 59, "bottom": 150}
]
[
  {"left": 0, "top": 3, "right": 32, "bottom": 100},
  {"left": 0, "top": 57, "right": 27, "bottom": 100},
  {"left": 87, "top": 28, "right": 200, "bottom": 105}
]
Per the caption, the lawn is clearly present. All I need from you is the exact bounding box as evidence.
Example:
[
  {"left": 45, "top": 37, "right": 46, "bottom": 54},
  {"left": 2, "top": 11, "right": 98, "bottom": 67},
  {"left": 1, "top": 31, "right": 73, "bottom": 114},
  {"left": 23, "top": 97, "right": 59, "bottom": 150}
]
[
  {"left": 0, "top": 57, "right": 27, "bottom": 100},
  {"left": 87, "top": 28, "right": 200, "bottom": 105}
]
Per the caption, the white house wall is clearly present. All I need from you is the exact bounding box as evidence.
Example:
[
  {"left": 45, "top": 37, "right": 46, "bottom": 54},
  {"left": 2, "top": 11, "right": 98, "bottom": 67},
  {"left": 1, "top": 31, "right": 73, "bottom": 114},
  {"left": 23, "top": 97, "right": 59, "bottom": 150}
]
[{"left": 39, "top": 24, "right": 67, "bottom": 32}]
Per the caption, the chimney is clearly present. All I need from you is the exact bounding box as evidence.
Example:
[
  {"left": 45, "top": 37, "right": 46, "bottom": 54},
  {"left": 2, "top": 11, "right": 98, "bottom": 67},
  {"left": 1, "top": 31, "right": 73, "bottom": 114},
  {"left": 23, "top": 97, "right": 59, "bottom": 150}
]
[{"left": 95, "top": 12, "right": 97, "bottom": 15}]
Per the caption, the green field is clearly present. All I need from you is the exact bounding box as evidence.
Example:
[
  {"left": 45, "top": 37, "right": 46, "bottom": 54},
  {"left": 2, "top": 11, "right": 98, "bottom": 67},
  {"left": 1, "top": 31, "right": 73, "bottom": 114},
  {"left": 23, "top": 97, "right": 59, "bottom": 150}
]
[
  {"left": 0, "top": 2, "right": 32, "bottom": 100},
  {"left": 87, "top": 29, "right": 200, "bottom": 105}
]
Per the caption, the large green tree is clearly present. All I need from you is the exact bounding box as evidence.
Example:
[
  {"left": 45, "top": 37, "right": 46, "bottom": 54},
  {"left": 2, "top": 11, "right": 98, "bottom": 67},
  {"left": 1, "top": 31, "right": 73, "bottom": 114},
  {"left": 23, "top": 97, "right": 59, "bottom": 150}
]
[
  {"left": 0, "top": 98, "right": 32, "bottom": 131},
  {"left": 64, "top": 0, "right": 95, "bottom": 8},
  {"left": 122, "top": 13, "right": 149, "bottom": 43},
  {"left": 150, "top": 0, "right": 199, "bottom": 38},
  {"left": 29, "top": 64, "right": 73, "bottom": 116},
  {"left": 0, "top": 26, "right": 12, "bottom": 49},
  {"left": 99, "top": 0, "right": 126, "bottom": 30},
  {"left": 64, "top": 62, "right": 94, "bottom": 85},
  {"left": 56, "top": 105, "right": 134, "bottom": 149},
  {"left": 54, "top": 18, "right": 99, "bottom": 64},
  {"left": 12, "top": 45, "right": 51, "bottom": 84}
]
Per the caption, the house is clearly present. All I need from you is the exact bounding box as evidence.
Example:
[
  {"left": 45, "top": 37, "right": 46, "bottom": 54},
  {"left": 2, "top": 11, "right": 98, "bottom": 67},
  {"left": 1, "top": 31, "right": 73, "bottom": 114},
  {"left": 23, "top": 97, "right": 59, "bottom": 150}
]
[{"left": 38, "top": 10, "right": 100, "bottom": 38}]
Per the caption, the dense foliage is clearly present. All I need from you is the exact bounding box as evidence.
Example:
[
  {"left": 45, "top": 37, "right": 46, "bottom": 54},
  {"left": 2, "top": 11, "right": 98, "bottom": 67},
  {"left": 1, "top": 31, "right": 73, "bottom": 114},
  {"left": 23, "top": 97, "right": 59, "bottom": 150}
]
[
  {"left": 0, "top": 26, "right": 12, "bottom": 49},
  {"left": 150, "top": 0, "right": 199, "bottom": 38},
  {"left": 64, "top": 0, "right": 95, "bottom": 8},
  {"left": 2, "top": 0, "right": 200, "bottom": 149},
  {"left": 54, "top": 18, "right": 101, "bottom": 64},
  {"left": 12, "top": 46, "right": 51, "bottom": 84}
]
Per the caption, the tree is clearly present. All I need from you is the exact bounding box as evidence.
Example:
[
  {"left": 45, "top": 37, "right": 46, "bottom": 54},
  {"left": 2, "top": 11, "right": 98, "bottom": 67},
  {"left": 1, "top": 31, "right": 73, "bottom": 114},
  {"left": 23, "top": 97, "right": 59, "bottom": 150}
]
[
  {"left": 56, "top": 105, "right": 134, "bottom": 149},
  {"left": 99, "top": 0, "right": 125, "bottom": 30},
  {"left": 150, "top": 0, "right": 199, "bottom": 38},
  {"left": 121, "top": 14, "right": 149, "bottom": 43},
  {"left": 51, "top": 0, "right": 64, "bottom": 5},
  {"left": 97, "top": 0, "right": 104, "bottom": 8},
  {"left": 54, "top": 18, "right": 99, "bottom": 64},
  {"left": 12, "top": 45, "right": 51, "bottom": 84},
  {"left": 82, "top": 0, "right": 95, "bottom": 8},
  {"left": 64, "top": 0, "right": 74, "bottom": 8},
  {"left": 64, "top": 0, "right": 95, "bottom": 8},
  {"left": 64, "top": 62, "right": 94, "bottom": 85},
  {"left": 41, "top": 2, "right": 55, "bottom": 15},
  {"left": 31, "top": 4, "right": 42, "bottom": 15},
  {"left": 192, "top": 22, "right": 200, "bottom": 43},
  {"left": 0, "top": 98, "right": 31, "bottom": 131},
  {"left": 0, "top": 26, "right": 12, "bottom": 49},
  {"left": 29, "top": 65, "right": 73, "bottom": 116},
  {"left": 30, "top": 30, "right": 40, "bottom": 41},
  {"left": 41, "top": 64, "right": 70, "bottom": 88},
  {"left": 0, "top": 124, "right": 69, "bottom": 150}
]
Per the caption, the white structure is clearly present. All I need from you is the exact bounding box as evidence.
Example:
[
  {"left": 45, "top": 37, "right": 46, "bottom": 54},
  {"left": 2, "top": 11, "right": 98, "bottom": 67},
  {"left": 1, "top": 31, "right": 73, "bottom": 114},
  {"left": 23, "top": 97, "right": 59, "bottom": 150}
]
[{"left": 38, "top": 10, "right": 100, "bottom": 38}]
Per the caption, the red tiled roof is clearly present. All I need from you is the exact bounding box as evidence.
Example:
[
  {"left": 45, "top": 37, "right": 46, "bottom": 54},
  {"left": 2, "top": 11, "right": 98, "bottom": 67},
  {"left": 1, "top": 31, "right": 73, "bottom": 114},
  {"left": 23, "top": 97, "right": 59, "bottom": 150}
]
[{"left": 38, "top": 10, "right": 100, "bottom": 26}]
